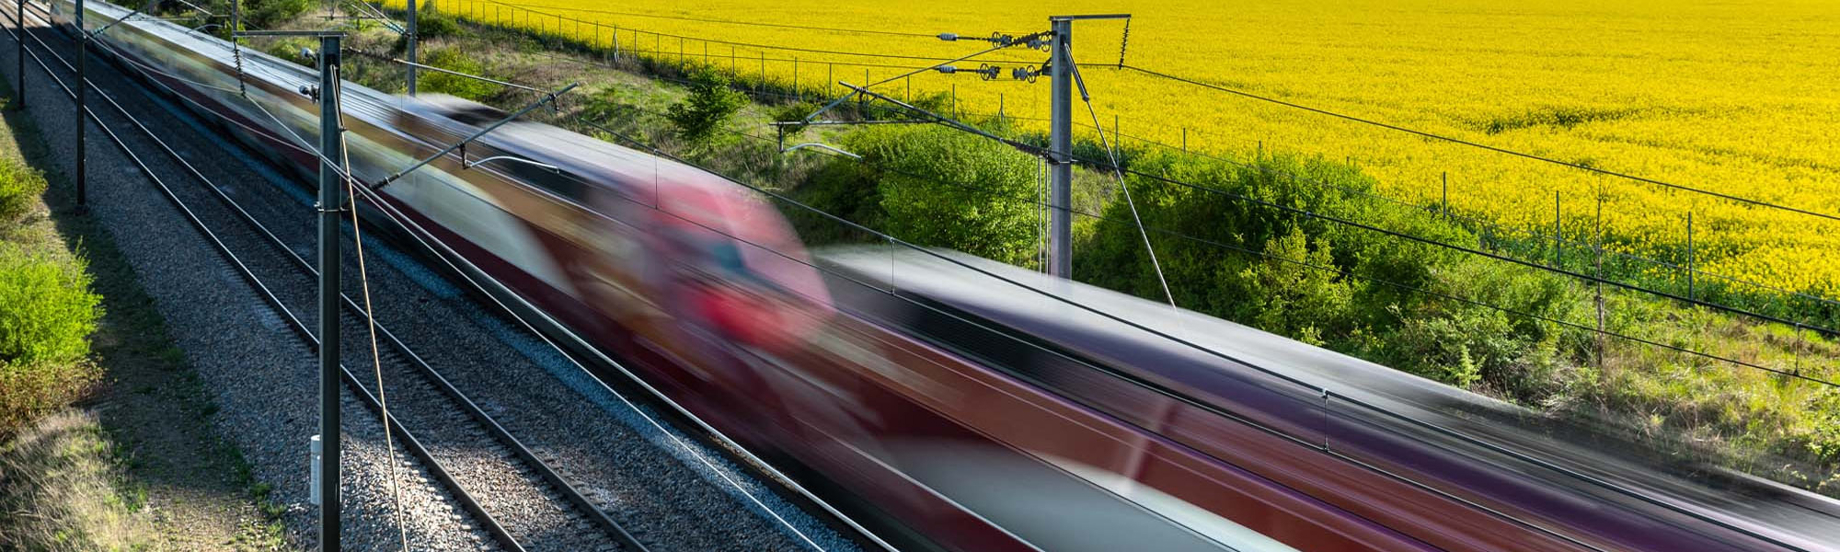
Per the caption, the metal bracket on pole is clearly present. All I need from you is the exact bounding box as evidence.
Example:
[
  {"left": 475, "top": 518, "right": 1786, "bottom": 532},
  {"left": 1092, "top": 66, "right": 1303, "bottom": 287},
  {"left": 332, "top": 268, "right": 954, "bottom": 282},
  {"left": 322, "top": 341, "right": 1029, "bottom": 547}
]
[
  {"left": 1042, "top": 13, "right": 1129, "bottom": 279},
  {"left": 372, "top": 82, "right": 579, "bottom": 190}
]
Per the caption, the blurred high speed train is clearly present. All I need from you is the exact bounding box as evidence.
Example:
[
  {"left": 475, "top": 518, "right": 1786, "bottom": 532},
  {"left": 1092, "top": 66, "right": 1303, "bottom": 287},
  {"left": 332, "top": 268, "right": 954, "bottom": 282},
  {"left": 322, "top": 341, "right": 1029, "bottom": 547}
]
[{"left": 54, "top": 0, "right": 1840, "bottom": 550}]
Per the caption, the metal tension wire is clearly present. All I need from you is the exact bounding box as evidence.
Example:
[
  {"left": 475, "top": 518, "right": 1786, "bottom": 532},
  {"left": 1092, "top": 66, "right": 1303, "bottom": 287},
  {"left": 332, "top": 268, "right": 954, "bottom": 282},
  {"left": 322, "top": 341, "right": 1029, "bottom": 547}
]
[{"left": 373, "top": 82, "right": 580, "bottom": 189}]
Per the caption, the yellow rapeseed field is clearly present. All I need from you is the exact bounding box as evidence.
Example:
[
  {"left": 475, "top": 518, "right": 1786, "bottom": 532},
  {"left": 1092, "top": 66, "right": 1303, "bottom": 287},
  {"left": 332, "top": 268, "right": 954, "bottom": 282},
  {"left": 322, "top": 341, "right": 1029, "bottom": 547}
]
[{"left": 405, "top": 0, "right": 1840, "bottom": 300}]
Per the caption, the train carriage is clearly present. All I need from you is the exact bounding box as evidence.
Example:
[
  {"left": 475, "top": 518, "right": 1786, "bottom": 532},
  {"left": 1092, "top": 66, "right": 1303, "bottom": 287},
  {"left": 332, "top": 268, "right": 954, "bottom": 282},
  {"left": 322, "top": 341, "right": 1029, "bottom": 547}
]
[{"left": 48, "top": 1, "right": 1840, "bottom": 550}]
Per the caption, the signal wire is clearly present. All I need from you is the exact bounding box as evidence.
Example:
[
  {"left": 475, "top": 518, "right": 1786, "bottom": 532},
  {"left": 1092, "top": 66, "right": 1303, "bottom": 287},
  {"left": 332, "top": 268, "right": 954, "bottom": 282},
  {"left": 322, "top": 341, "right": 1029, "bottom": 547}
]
[{"left": 1109, "top": 63, "right": 1840, "bottom": 224}]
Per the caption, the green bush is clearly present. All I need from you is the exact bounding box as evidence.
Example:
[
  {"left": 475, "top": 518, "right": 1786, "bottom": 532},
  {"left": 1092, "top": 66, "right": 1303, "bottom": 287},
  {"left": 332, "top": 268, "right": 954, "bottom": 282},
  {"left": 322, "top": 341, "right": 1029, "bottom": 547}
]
[
  {"left": 1076, "top": 151, "right": 1588, "bottom": 398},
  {"left": 0, "top": 246, "right": 99, "bottom": 367},
  {"left": 0, "top": 245, "right": 102, "bottom": 435},
  {"left": 838, "top": 125, "right": 1040, "bottom": 266},
  {"left": 416, "top": 47, "right": 495, "bottom": 101},
  {"left": 413, "top": 6, "right": 463, "bottom": 40},
  {"left": 244, "top": 0, "right": 312, "bottom": 29},
  {"left": 666, "top": 68, "right": 748, "bottom": 146},
  {"left": 786, "top": 160, "right": 883, "bottom": 246},
  {"left": 767, "top": 101, "right": 823, "bottom": 137},
  {"left": 0, "top": 158, "right": 46, "bottom": 226}
]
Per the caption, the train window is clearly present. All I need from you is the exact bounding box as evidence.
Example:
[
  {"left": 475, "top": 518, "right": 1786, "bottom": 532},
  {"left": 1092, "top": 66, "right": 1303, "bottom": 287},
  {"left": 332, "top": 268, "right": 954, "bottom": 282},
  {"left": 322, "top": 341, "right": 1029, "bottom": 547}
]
[
  {"left": 437, "top": 104, "right": 510, "bottom": 126},
  {"left": 504, "top": 160, "right": 589, "bottom": 204}
]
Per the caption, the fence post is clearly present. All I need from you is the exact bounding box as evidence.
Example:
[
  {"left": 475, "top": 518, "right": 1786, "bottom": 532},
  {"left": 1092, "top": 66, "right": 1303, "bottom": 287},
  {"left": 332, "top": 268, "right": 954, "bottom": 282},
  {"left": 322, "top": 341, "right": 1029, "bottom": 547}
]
[
  {"left": 1182, "top": 127, "right": 1188, "bottom": 152},
  {"left": 999, "top": 93, "right": 1005, "bottom": 124},
  {"left": 1441, "top": 171, "right": 1449, "bottom": 222},
  {"left": 1687, "top": 212, "right": 1695, "bottom": 301},
  {"left": 1595, "top": 186, "right": 1605, "bottom": 375},
  {"left": 794, "top": 58, "right": 800, "bottom": 100},
  {"left": 827, "top": 63, "right": 833, "bottom": 96},
  {"left": 1553, "top": 191, "right": 1562, "bottom": 269}
]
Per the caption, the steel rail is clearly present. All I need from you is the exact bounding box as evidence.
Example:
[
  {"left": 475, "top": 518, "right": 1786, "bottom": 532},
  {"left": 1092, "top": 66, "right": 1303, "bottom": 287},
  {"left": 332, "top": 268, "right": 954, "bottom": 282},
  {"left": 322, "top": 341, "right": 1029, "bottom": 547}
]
[
  {"left": 7, "top": 5, "right": 651, "bottom": 552},
  {"left": 13, "top": 4, "right": 652, "bottom": 549},
  {"left": 0, "top": 9, "right": 529, "bottom": 550},
  {"left": 40, "top": 3, "right": 888, "bottom": 549}
]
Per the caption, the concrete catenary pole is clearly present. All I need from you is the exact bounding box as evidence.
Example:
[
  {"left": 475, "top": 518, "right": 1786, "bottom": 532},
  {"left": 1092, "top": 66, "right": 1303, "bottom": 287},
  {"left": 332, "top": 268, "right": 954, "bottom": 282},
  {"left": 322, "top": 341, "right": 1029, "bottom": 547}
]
[
  {"left": 406, "top": 0, "right": 417, "bottom": 95},
  {"left": 315, "top": 35, "right": 343, "bottom": 552},
  {"left": 1047, "top": 17, "right": 1072, "bottom": 278}
]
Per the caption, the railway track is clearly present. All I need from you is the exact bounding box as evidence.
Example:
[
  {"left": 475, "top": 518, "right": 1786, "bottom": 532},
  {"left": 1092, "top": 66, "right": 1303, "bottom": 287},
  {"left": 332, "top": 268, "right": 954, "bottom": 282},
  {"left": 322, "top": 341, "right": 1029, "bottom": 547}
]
[{"left": 3, "top": 3, "right": 850, "bottom": 550}]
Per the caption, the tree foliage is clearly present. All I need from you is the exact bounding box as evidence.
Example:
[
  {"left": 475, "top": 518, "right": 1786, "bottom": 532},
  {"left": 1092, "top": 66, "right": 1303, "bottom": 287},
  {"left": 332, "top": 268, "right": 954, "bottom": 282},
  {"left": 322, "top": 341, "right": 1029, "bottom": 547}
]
[
  {"left": 842, "top": 125, "right": 1040, "bottom": 266},
  {"left": 1077, "top": 151, "right": 1587, "bottom": 398},
  {"left": 666, "top": 69, "right": 748, "bottom": 147}
]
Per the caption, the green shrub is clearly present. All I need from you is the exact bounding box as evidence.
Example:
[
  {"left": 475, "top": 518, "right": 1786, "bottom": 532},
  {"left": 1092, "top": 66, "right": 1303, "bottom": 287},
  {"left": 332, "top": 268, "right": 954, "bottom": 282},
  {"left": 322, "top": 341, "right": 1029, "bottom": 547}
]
[
  {"left": 0, "top": 158, "right": 46, "bottom": 226},
  {"left": 0, "top": 245, "right": 101, "bottom": 435},
  {"left": 840, "top": 125, "right": 1040, "bottom": 266},
  {"left": 0, "top": 246, "right": 99, "bottom": 367},
  {"left": 768, "top": 101, "right": 823, "bottom": 137},
  {"left": 244, "top": 0, "right": 312, "bottom": 29},
  {"left": 414, "top": 5, "right": 463, "bottom": 40},
  {"left": 416, "top": 47, "right": 495, "bottom": 101},
  {"left": 787, "top": 160, "right": 883, "bottom": 246},
  {"left": 666, "top": 68, "right": 747, "bottom": 146},
  {"left": 1076, "top": 151, "right": 1588, "bottom": 398}
]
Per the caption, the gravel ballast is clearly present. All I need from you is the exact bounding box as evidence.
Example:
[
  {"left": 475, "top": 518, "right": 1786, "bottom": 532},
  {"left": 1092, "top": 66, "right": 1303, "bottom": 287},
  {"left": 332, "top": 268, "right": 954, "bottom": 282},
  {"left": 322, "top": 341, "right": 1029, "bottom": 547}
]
[{"left": 0, "top": 11, "right": 864, "bottom": 552}]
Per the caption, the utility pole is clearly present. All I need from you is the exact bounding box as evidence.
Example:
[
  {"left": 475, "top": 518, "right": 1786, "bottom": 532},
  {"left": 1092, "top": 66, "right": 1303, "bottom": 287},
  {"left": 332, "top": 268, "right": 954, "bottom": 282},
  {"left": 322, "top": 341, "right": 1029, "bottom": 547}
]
[
  {"left": 76, "top": 0, "right": 86, "bottom": 209},
  {"left": 1043, "top": 14, "right": 1129, "bottom": 279},
  {"left": 405, "top": 0, "right": 417, "bottom": 95},
  {"left": 1047, "top": 16, "right": 1072, "bottom": 278},
  {"left": 314, "top": 35, "right": 343, "bottom": 552}
]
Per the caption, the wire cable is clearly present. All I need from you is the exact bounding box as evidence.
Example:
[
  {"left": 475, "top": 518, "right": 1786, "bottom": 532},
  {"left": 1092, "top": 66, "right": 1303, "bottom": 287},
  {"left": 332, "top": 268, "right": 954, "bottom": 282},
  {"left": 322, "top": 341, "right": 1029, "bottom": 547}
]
[
  {"left": 821, "top": 72, "right": 1840, "bottom": 337},
  {"left": 1070, "top": 48, "right": 1175, "bottom": 311},
  {"left": 336, "top": 73, "right": 413, "bottom": 552},
  {"left": 1111, "top": 63, "right": 1840, "bottom": 225}
]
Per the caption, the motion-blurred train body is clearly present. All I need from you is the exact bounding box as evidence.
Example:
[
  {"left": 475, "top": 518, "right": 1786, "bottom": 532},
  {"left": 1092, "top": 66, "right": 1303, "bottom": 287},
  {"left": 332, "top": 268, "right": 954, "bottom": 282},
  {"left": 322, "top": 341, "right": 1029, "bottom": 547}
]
[{"left": 53, "top": 1, "right": 1840, "bottom": 550}]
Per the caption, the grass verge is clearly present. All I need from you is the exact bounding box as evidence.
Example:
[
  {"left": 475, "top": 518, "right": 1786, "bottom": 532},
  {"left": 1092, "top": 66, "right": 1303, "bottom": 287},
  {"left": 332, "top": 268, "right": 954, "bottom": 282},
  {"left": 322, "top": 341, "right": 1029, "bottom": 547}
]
[{"left": 0, "top": 69, "right": 293, "bottom": 549}]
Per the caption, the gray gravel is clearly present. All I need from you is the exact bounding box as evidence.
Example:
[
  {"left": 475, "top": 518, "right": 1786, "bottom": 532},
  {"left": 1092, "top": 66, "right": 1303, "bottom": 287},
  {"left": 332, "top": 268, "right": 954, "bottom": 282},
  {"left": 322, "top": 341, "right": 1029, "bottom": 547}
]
[
  {"left": 1, "top": 9, "right": 866, "bottom": 552},
  {"left": 0, "top": 17, "right": 498, "bottom": 552}
]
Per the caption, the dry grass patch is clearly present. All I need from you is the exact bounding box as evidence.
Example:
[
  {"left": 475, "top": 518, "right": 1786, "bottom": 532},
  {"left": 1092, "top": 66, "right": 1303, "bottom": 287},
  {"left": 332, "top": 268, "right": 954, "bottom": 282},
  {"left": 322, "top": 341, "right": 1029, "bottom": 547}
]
[{"left": 0, "top": 410, "right": 153, "bottom": 551}]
